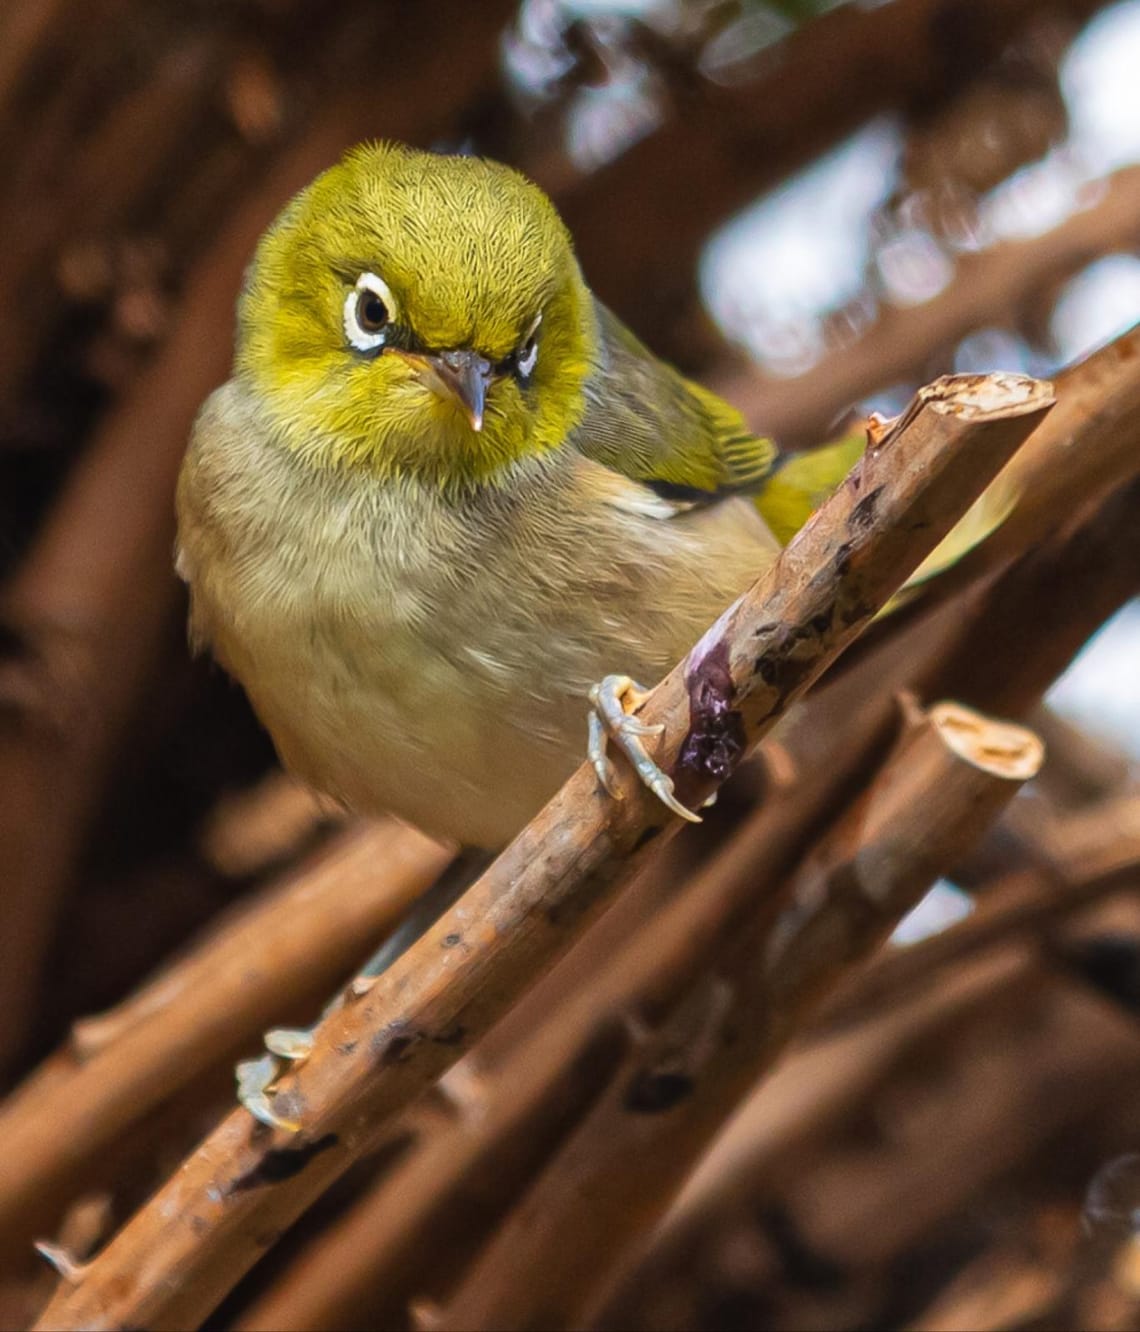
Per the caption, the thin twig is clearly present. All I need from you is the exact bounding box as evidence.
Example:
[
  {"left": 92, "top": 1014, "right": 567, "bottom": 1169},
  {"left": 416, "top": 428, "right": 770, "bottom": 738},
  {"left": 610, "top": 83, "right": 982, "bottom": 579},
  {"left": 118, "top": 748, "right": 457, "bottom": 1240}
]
[{"left": 0, "top": 821, "right": 451, "bottom": 1261}]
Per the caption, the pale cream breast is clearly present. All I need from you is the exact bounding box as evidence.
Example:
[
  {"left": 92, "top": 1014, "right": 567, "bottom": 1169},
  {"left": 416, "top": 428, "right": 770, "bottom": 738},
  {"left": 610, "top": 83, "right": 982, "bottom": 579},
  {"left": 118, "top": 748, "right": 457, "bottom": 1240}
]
[{"left": 176, "top": 381, "right": 779, "bottom": 846}]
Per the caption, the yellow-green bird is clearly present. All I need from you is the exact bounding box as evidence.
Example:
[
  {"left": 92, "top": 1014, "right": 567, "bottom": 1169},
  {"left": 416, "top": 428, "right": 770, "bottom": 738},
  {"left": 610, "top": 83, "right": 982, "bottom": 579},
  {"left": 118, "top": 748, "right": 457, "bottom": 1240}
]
[{"left": 174, "top": 142, "right": 948, "bottom": 849}]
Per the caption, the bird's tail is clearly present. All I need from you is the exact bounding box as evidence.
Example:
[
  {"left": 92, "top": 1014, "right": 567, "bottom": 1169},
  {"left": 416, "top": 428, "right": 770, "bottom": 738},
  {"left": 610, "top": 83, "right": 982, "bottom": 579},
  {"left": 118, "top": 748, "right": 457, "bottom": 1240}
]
[
  {"left": 755, "top": 432, "right": 866, "bottom": 547},
  {"left": 754, "top": 428, "right": 1019, "bottom": 602}
]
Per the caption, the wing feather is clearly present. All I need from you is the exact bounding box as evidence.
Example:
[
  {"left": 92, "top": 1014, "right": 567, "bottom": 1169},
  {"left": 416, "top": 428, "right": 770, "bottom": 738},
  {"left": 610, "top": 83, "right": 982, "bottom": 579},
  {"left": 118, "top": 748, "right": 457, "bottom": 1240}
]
[
  {"left": 564, "top": 300, "right": 1017, "bottom": 588},
  {"left": 571, "top": 302, "right": 778, "bottom": 499}
]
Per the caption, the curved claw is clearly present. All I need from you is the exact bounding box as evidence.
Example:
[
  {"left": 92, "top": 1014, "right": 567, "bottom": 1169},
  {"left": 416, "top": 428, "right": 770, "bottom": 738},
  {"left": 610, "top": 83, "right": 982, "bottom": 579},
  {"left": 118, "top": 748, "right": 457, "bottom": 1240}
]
[
  {"left": 647, "top": 772, "right": 703, "bottom": 824},
  {"left": 587, "top": 674, "right": 702, "bottom": 823},
  {"left": 588, "top": 710, "right": 621, "bottom": 797}
]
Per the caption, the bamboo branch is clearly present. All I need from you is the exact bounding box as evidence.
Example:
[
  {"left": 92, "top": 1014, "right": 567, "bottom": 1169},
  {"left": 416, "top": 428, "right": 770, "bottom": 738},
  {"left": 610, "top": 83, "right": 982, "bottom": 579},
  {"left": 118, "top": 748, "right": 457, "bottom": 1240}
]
[
  {"left": 33, "top": 373, "right": 1051, "bottom": 1330},
  {"left": 438, "top": 701, "right": 1043, "bottom": 1330},
  {"left": 0, "top": 820, "right": 451, "bottom": 1262}
]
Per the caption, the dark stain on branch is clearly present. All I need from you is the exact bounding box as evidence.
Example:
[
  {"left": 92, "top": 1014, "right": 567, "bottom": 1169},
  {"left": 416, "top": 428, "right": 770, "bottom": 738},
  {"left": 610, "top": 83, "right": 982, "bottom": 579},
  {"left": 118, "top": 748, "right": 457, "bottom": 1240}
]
[
  {"left": 832, "top": 541, "right": 853, "bottom": 578},
  {"left": 624, "top": 1070, "right": 695, "bottom": 1113},
  {"left": 850, "top": 485, "right": 884, "bottom": 531},
  {"left": 372, "top": 1027, "right": 419, "bottom": 1068},
  {"left": 633, "top": 823, "right": 665, "bottom": 851},
  {"left": 231, "top": 1134, "right": 339, "bottom": 1192},
  {"left": 751, "top": 614, "right": 832, "bottom": 696}
]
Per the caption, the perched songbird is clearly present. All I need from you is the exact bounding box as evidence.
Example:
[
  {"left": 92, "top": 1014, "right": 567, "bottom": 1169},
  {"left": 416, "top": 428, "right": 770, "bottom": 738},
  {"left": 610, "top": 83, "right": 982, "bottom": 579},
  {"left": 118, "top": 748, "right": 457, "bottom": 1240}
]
[{"left": 174, "top": 143, "right": 937, "bottom": 849}]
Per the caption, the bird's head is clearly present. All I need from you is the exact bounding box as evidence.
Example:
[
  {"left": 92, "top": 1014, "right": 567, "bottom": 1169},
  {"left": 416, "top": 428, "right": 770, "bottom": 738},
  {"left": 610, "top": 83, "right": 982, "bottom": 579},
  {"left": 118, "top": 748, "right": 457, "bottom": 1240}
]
[{"left": 235, "top": 142, "right": 597, "bottom": 488}]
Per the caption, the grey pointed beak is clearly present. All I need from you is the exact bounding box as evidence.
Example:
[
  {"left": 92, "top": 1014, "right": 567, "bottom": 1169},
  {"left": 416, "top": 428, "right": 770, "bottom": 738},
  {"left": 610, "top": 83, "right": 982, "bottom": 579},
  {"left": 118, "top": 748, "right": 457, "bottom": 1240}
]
[{"left": 425, "top": 349, "right": 493, "bottom": 432}]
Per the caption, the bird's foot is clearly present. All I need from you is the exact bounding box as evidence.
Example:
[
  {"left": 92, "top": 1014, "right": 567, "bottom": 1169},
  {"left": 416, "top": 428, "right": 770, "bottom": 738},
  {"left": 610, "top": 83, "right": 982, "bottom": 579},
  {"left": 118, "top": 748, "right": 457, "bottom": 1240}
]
[
  {"left": 587, "top": 674, "right": 701, "bottom": 824},
  {"left": 235, "top": 1026, "right": 316, "bottom": 1132}
]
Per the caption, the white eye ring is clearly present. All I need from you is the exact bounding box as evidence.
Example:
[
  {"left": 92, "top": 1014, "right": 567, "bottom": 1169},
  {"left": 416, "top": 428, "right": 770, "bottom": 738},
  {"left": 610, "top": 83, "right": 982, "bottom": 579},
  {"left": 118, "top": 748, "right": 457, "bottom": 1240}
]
[
  {"left": 343, "top": 272, "right": 397, "bottom": 352},
  {"left": 516, "top": 313, "right": 541, "bottom": 381},
  {"left": 517, "top": 335, "right": 538, "bottom": 380}
]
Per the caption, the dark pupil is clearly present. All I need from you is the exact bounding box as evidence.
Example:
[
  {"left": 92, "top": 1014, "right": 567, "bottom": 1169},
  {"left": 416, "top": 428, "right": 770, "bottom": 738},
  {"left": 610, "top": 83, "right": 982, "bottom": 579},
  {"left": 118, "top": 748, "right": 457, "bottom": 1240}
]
[{"left": 358, "top": 292, "right": 388, "bottom": 331}]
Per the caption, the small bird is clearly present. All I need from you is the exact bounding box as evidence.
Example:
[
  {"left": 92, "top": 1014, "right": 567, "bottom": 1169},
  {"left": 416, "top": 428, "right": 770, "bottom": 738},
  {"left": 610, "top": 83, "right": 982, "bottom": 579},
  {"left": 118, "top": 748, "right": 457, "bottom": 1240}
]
[{"left": 174, "top": 143, "right": 952, "bottom": 850}]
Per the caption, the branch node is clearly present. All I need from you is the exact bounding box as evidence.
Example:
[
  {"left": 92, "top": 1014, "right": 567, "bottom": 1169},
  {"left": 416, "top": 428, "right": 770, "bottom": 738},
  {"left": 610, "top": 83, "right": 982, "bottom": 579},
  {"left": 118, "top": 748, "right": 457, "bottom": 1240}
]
[
  {"left": 929, "top": 701, "right": 1046, "bottom": 779},
  {"left": 33, "top": 1241, "right": 88, "bottom": 1284}
]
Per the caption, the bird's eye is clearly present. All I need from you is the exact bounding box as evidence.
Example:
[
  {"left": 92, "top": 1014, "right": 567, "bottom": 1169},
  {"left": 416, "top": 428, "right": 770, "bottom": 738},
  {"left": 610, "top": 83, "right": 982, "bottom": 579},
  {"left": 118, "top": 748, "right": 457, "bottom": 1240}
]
[
  {"left": 344, "top": 272, "right": 396, "bottom": 353},
  {"left": 358, "top": 292, "right": 388, "bottom": 331}
]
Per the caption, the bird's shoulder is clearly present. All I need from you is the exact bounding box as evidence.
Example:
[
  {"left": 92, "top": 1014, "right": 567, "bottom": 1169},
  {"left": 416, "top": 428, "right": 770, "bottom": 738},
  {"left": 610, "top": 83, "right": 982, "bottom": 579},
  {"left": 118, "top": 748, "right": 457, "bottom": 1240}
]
[{"left": 568, "top": 301, "right": 777, "bottom": 503}]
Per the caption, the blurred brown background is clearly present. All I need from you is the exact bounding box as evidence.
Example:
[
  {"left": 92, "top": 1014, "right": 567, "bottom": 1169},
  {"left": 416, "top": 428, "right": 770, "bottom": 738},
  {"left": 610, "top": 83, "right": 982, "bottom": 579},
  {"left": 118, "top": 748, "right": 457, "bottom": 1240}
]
[{"left": 1, "top": 1, "right": 1139, "bottom": 1328}]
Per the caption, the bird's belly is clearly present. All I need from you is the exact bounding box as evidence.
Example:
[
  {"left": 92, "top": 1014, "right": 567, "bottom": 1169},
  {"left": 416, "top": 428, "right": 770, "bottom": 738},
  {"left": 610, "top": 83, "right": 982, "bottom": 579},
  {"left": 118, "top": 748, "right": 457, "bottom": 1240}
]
[
  {"left": 178, "top": 400, "right": 778, "bottom": 846},
  {"left": 236, "top": 615, "right": 583, "bottom": 847},
  {"left": 199, "top": 498, "right": 760, "bottom": 848}
]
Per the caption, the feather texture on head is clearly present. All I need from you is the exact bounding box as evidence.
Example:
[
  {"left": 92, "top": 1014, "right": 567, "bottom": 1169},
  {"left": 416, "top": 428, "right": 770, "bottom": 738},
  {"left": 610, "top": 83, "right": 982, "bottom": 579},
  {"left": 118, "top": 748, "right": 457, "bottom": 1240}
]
[{"left": 236, "top": 142, "right": 597, "bottom": 486}]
